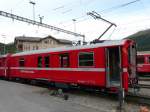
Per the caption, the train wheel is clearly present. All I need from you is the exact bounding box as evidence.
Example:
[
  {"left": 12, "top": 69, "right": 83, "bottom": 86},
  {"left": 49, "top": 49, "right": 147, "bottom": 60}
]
[
  {"left": 64, "top": 94, "right": 69, "bottom": 100},
  {"left": 30, "top": 80, "right": 37, "bottom": 85}
]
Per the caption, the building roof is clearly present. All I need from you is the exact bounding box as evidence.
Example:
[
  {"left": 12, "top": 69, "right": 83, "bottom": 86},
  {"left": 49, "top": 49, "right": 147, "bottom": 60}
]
[
  {"left": 15, "top": 35, "right": 72, "bottom": 44},
  {"left": 15, "top": 36, "right": 41, "bottom": 42},
  {"left": 58, "top": 39, "right": 72, "bottom": 44}
]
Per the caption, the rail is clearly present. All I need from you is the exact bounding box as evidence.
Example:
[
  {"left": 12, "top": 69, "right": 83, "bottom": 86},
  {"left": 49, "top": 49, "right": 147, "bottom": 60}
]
[
  {"left": 139, "top": 84, "right": 150, "bottom": 89},
  {"left": 139, "top": 77, "right": 150, "bottom": 81},
  {"left": 126, "top": 93, "right": 150, "bottom": 105}
]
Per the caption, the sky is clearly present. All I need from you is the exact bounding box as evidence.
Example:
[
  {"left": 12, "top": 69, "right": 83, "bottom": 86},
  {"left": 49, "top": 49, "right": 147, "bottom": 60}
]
[{"left": 0, "top": 0, "right": 150, "bottom": 43}]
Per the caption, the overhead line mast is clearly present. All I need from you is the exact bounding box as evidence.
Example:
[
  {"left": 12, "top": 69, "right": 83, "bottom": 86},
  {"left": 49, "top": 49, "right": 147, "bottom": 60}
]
[{"left": 0, "top": 10, "right": 85, "bottom": 38}]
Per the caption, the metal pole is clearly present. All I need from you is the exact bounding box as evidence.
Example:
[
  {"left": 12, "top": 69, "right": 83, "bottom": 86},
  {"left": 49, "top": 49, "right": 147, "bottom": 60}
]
[
  {"left": 2, "top": 34, "right": 6, "bottom": 54},
  {"left": 83, "top": 36, "right": 86, "bottom": 44},
  {"left": 29, "top": 1, "right": 36, "bottom": 21},
  {"left": 118, "top": 88, "right": 125, "bottom": 112},
  {"left": 39, "top": 15, "right": 44, "bottom": 24},
  {"left": 73, "top": 19, "right": 79, "bottom": 45},
  {"left": 118, "top": 46, "right": 125, "bottom": 112},
  {"left": 72, "top": 19, "right": 76, "bottom": 33},
  {"left": 0, "top": 10, "right": 85, "bottom": 37},
  {"left": 72, "top": 19, "right": 86, "bottom": 44}
]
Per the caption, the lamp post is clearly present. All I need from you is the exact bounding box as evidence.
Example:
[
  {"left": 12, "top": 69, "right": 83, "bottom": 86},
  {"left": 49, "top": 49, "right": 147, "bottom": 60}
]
[{"left": 29, "top": 1, "right": 36, "bottom": 21}]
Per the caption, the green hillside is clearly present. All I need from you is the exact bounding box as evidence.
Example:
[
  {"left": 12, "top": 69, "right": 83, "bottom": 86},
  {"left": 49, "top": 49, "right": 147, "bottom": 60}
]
[
  {"left": 0, "top": 43, "right": 16, "bottom": 55},
  {"left": 6, "top": 43, "right": 17, "bottom": 54},
  {"left": 0, "top": 43, "right": 5, "bottom": 55},
  {"left": 126, "top": 29, "right": 150, "bottom": 51}
]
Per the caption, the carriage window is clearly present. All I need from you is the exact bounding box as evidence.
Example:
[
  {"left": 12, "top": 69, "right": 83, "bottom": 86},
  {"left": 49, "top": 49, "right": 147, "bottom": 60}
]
[
  {"left": 60, "top": 54, "right": 69, "bottom": 67},
  {"left": 37, "top": 56, "right": 42, "bottom": 67},
  {"left": 79, "top": 52, "right": 94, "bottom": 66},
  {"left": 137, "top": 56, "right": 144, "bottom": 64},
  {"left": 44, "top": 56, "right": 49, "bottom": 67},
  {"left": 19, "top": 58, "right": 25, "bottom": 67}
]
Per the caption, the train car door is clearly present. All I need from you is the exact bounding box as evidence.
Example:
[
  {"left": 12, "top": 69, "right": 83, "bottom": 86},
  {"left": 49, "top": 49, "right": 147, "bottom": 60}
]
[
  {"left": 4, "top": 57, "right": 7, "bottom": 77},
  {"left": 2, "top": 57, "right": 7, "bottom": 77},
  {"left": 106, "top": 47, "right": 122, "bottom": 88},
  {"left": 128, "top": 44, "right": 136, "bottom": 79}
]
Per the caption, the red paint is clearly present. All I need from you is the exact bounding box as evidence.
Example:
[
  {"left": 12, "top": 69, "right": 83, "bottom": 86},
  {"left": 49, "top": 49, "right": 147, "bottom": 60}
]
[
  {"left": 0, "top": 39, "right": 137, "bottom": 93},
  {"left": 137, "top": 53, "right": 150, "bottom": 74}
]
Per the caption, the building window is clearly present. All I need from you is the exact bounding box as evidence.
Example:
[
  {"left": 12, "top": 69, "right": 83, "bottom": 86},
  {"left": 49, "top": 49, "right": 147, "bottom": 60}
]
[
  {"left": 51, "top": 41, "right": 53, "bottom": 45},
  {"left": 44, "top": 56, "right": 50, "bottom": 67},
  {"left": 19, "top": 58, "right": 25, "bottom": 67},
  {"left": 79, "top": 52, "right": 94, "bottom": 67},
  {"left": 49, "top": 40, "right": 52, "bottom": 44},
  {"left": 18, "top": 44, "right": 23, "bottom": 51},
  {"left": 36, "top": 46, "right": 38, "bottom": 50},
  {"left": 60, "top": 54, "right": 69, "bottom": 67},
  {"left": 28, "top": 46, "right": 30, "bottom": 50},
  {"left": 37, "top": 56, "right": 42, "bottom": 67},
  {"left": 137, "top": 56, "right": 144, "bottom": 64},
  {"left": 44, "top": 40, "right": 48, "bottom": 44}
]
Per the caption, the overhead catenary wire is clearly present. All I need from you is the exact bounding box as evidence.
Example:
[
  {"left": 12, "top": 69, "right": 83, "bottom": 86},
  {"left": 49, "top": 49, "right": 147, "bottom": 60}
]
[
  {"left": 41, "top": 0, "right": 147, "bottom": 36},
  {"left": 41, "top": 0, "right": 147, "bottom": 30},
  {"left": 100, "top": 0, "right": 141, "bottom": 13},
  {"left": 58, "top": 0, "right": 142, "bottom": 28},
  {"left": 110, "top": 24, "right": 150, "bottom": 39},
  {"left": 0, "top": 0, "right": 148, "bottom": 43},
  {"left": 53, "top": 0, "right": 97, "bottom": 12}
]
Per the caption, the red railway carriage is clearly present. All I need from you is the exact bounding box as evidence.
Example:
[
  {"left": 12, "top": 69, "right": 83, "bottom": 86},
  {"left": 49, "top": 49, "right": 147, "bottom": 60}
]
[
  {"left": 0, "top": 39, "right": 137, "bottom": 92},
  {"left": 137, "top": 51, "right": 150, "bottom": 76},
  {"left": 0, "top": 54, "right": 10, "bottom": 78}
]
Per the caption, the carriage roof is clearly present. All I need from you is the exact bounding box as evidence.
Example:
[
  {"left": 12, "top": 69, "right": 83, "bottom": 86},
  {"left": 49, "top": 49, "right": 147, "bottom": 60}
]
[{"left": 12, "top": 39, "right": 129, "bottom": 57}]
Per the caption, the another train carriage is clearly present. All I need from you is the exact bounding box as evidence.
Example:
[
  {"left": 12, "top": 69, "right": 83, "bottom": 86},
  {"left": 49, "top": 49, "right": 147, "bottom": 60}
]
[
  {"left": 137, "top": 51, "right": 150, "bottom": 76},
  {"left": 7, "top": 39, "right": 137, "bottom": 93},
  {"left": 0, "top": 54, "right": 10, "bottom": 78}
]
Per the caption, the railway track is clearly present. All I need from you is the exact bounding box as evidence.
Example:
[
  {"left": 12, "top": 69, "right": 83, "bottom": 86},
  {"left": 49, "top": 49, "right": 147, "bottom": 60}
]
[
  {"left": 139, "top": 77, "right": 150, "bottom": 81},
  {"left": 1, "top": 78, "right": 150, "bottom": 106},
  {"left": 126, "top": 93, "right": 150, "bottom": 106},
  {"left": 139, "top": 84, "right": 150, "bottom": 89}
]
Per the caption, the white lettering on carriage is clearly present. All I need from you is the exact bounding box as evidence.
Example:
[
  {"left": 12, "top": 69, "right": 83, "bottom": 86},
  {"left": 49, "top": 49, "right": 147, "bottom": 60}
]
[{"left": 20, "top": 70, "right": 35, "bottom": 73}]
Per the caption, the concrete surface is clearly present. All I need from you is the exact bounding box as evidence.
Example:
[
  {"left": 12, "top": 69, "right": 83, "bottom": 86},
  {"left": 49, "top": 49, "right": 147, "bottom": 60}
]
[{"left": 0, "top": 80, "right": 145, "bottom": 112}]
